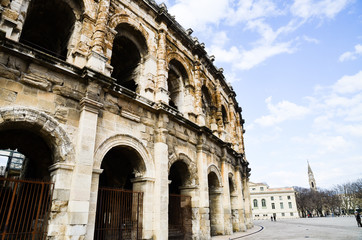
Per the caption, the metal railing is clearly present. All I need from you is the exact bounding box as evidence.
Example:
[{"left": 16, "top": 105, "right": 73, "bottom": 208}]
[
  {"left": 0, "top": 177, "right": 54, "bottom": 240},
  {"left": 94, "top": 188, "right": 143, "bottom": 240}
]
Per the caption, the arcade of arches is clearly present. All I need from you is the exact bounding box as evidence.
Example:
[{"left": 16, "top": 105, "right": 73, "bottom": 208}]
[{"left": 0, "top": 0, "right": 252, "bottom": 239}]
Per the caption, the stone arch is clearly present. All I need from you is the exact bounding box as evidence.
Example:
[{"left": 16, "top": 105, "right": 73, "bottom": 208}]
[
  {"left": 108, "top": 16, "right": 149, "bottom": 92},
  {"left": 168, "top": 152, "right": 197, "bottom": 186},
  {"left": 108, "top": 14, "right": 150, "bottom": 50},
  {"left": 94, "top": 134, "right": 154, "bottom": 178},
  {"left": 20, "top": 0, "right": 84, "bottom": 60},
  {"left": 221, "top": 105, "right": 229, "bottom": 126},
  {"left": 0, "top": 107, "right": 74, "bottom": 163},
  {"left": 167, "top": 52, "right": 194, "bottom": 87},
  {"left": 207, "top": 164, "right": 222, "bottom": 188}
]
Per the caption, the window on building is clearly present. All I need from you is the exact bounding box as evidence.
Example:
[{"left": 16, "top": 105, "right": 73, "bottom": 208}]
[
  {"left": 280, "top": 202, "right": 284, "bottom": 209},
  {"left": 260, "top": 187, "right": 264, "bottom": 191},
  {"left": 271, "top": 203, "right": 275, "bottom": 209},
  {"left": 271, "top": 196, "right": 274, "bottom": 201},
  {"left": 287, "top": 196, "right": 291, "bottom": 200},
  {"left": 253, "top": 199, "right": 258, "bottom": 208},
  {"left": 281, "top": 213, "right": 285, "bottom": 216},
  {"left": 261, "top": 199, "right": 266, "bottom": 207},
  {"left": 252, "top": 188, "right": 256, "bottom": 191},
  {"left": 255, "top": 214, "right": 259, "bottom": 217},
  {"left": 279, "top": 196, "right": 282, "bottom": 200},
  {"left": 288, "top": 202, "right": 292, "bottom": 208},
  {"left": 290, "top": 212, "right": 294, "bottom": 216}
]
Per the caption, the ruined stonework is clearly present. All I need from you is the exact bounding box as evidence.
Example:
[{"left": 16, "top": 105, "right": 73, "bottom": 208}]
[{"left": 0, "top": 0, "right": 252, "bottom": 239}]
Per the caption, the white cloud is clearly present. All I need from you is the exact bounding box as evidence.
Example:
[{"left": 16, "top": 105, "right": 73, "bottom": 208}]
[
  {"left": 291, "top": 0, "right": 352, "bottom": 19},
  {"left": 339, "top": 44, "right": 362, "bottom": 62},
  {"left": 227, "top": 0, "right": 282, "bottom": 25},
  {"left": 255, "top": 97, "right": 310, "bottom": 126},
  {"left": 332, "top": 70, "right": 362, "bottom": 94},
  {"left": 167, "top": 0, "right": 230, "bottom": 31},
  {"left": 303, "top": 35, "right": 319, "bottom": 44}
]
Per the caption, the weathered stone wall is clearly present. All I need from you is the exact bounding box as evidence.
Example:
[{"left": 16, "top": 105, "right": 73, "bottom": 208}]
[{"left": 0, "top": 0, "right": 252, "bottom": 239}]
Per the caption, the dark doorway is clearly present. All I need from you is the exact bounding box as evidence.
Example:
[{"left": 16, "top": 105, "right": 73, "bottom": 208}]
[
  {"left": 0, "top": 129, "right": 54, "bottom": 239},
  {"left": 111, "top": 24, "right": 147, "bottom": 92},
  {"left": 20, "top": 0, "right": 78, "bottom": 60},
  {"left": 168, "top": 161, "right": 192, "bottom": 239},
  {"left": 94, "top": 146, "right": 145, "bottom": 240}
]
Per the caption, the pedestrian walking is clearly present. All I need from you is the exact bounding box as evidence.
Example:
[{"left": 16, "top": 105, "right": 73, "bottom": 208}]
[
  {"left": 271, "top": 216, "right": 273, "bottom": 221},
  {"left": 273, "top": 215, "right": 276, "bottom": 221},
  {"left": 355, "top": 211, "right": 362, "bottom": 227}
]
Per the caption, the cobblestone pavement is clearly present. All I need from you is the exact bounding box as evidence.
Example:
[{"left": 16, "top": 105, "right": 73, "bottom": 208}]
[{"left": 212, "top": 217, "right": 361, "bottom": 240}]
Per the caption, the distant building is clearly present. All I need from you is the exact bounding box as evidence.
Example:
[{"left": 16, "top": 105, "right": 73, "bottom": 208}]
[
  {"left": 249, "top": 182, "right": 299, "bottom": 220},
  {"left": 308, "top": 161, "right": 317, "bottom": 191}
]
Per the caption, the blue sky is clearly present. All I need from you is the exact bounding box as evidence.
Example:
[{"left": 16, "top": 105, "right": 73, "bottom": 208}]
[{"left": 155, "top": 0, "right": 362, "bottom": 189}]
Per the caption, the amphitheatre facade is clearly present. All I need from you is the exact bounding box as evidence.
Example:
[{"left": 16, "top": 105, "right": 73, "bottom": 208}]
[{"left": 0, "top": 0, "right": 252, "bottom": 239}]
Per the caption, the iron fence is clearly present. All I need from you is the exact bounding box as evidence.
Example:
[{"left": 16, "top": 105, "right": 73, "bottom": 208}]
[
  {"left": 94, "top": 187, "right": 143, "bottom": 240},
  {"left": 0, "top": 177, "right": 54, "bottom": 240}
]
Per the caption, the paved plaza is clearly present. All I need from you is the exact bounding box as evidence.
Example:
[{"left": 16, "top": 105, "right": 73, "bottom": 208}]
[{"left": 212, "top": 217, "right": 361, "bottom": 239}]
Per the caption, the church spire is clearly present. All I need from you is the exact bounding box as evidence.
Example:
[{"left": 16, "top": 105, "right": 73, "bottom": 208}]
[{"left": 308, "top": 161, "right": 317, "bottom": 191}]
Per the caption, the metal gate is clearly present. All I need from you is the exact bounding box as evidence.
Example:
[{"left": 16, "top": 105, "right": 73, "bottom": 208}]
[
  {"left": 0, "top": 177, "right": 54, "bottom": 240},
  {"left": 169, "top": 194, "right": 192, "bottom": 240},
  {"left": 94, "top": 188, "right": 143, "bottom": 240}
]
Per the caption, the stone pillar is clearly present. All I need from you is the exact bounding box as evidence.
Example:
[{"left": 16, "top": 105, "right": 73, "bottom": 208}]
[
  {"left": 84, "top": 168, "right": 103, "bottom": 240},
  {"left": 153, "top": 113, "right": 169, "bottom": 239},
  {"left": 86, "top": 0, "right": 110, "bottom": 74},
  {"left": 47, "top": 163, "right": 74, "bottom": 239},
  {"left": 196, "top": 134, "right": 210, "bottom": 239},
  {"left": 0, "top": 0, "right": 28, "bottom": 41},
  {"left": 209, "top": 187, "right": 224, "bottom": 236},
  {"left": 132, "top": 177, "right": 155, "bottom": 239},
  {"left": 221, "top": 154, "right": 232, "bottom": 235},
  {"left": 66, "top": 97, "right": 103, "bottom": 239},
  {"left": 194, "top": 61, "right": 205, "bottom": 126},
  {"left": 155, "top": 27, "right": 169, "bottom": 103},
  {"left": 234, "top": 166, "right": 246, "bottom": 232},
  {"left": 241, "top": 164, "right": 253, "bottom": 229},
  {"left": 180, "top": 186, "right": 199, "bottom": 239}
]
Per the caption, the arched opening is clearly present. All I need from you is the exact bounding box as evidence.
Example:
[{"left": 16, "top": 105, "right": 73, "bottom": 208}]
[
  {"left": 111, "top": 24, "right": 148, "bottom": 92},
  {"left": 222, "top": 105, "right": 228, "bottom": 127},
  {"left": 0, "top": 128, "right": 54, "bottom": 238},
  {"left": 95, "top": 146, "right": 145, "bottom": 239},
  {"left": 202, "top": 85, "right": 212, "bottom": 115},
  {"left": 167, "top": 59, "right": 188, "bottom": 111},
  {"left": 168, "top": 161, "right": 192, "bottom": 239},
  {"left": 0, "top": 129, "right": 52, "bottom": 180},
  {"left": 20, "top": 0, "right": 79, "bottom": 60},
  {"left": 208, "top": 171, "right": 223, "bottom": 236},
  {"left": 202, "top": 85, "right": 214, "bottom": 128}
]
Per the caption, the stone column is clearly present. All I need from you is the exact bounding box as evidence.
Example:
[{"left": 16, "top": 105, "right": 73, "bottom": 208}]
[
  {"left": 180, "top": 186, "right": 199, "bottom": 239},
  {"left": 0, "top": 0, "right": 28, "bottom": 41},
  {"left": 234, "top": 165, "right": 246, "bottom": 232},
  {"left": 86, "top": 0, "right": 110, "bottom": 74},
  {"left": 132, "top": 177, "right": 155, "bottom": 239},
  {"left": 196, "top": 134, "right": 210, "bottom": 239},
  {"left": 155, "top": 27, "right": 169, "bottom": 103},
  {"left": 47, "top": 162, "right": 75, "bottom": 239},
  {"left": 221, "top": 150, "right": 232, "bottom": 235},
  {"left": 209, "top": 187, "right": 224, "bottom": 236},
  {"left": 84, "top": 168, "right": 103, "bottom": 240},
  {"left": 66, "top": 97, "right": 103, "bottom": 239},
  {"left": 241, "top": 163, "right": 253, "bottom": 229},
  {"left": 194, "top": 61, "right": 205, "bottom": 126},
  {"left": 153, "top": 113, "right": 169, "bottom": 239}
]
